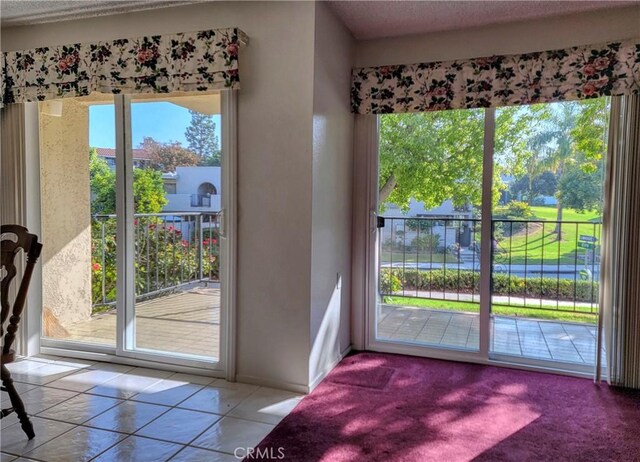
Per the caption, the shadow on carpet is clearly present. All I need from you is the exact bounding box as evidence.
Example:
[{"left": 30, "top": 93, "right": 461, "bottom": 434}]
[{"left": 247, "top": 352, "right": 640, "bottom": 461}]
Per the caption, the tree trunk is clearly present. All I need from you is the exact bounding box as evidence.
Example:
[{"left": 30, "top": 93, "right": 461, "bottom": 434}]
[
  {"left": 378, "top": 173, "right": 397, "bottom": 204},
  {"left": 554, "top": 200, "right": 563, "bottom": 241}
]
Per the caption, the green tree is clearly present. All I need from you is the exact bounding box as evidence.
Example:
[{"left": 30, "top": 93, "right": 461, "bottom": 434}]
[
  {"left": 528, "top": 99, "right": 608, "bottom": 238},
  {"left": 89, "top": 148, "right": 167, "bottom": 215},
  {"left": 510, "top": 171, "right": 557, "bottom": 202},
  {"left": 185, "top": 110, "right": 220, "bottom": 166},
  {"left": 140, "top": 137, "right": 199, "bottom": 173},
  {"left": 557, "top": 160, "right": 603, "bottom": 213},
  {"left": 379, "top": 106, "right": 535, "bottom": 211},
  {"left": 89, "top": 148, "right": 116, "bottom": 215}
]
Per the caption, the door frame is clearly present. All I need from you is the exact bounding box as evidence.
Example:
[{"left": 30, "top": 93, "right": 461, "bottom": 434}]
[
  {"left": 364, "top": 109, "right": 494, "bottom": 363},
  {"left": 32, "top": 91, "right": 237, "bottom": 377},
  {"left": 360, "top": 107, "right": 602, "bottom": 379}
]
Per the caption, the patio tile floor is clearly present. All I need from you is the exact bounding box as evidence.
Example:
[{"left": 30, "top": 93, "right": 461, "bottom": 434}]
[{"left": 378, "top": 304, "right": 598, "bottom": 365}]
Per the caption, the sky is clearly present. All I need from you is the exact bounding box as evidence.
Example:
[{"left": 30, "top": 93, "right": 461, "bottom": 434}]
[{"left": 89, "top": 102, "right": 222, "bottom": 149}]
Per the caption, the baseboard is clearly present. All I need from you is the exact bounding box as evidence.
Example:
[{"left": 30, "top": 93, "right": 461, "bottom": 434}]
[
  {"left": 308, "top": 344, "right": 352, "bottom": 392},
  {"left": 236, "top": 346, "right": 353, "bottom": 395},
  {"left": 234, "top": 374, "right": 311, "bottom": 394}
]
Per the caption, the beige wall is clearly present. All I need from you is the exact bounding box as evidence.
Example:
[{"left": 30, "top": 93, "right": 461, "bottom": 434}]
[
  {"left": 38, "top": 99, "right": 93, "bottom": 336},
  {"left": 1, "top": 1, "right": 339, "bottom": 391},
  {"left": 309, "top": 2, "right": 354, "bottom": 387},
  {"left": 354, "top": 5, "right": 640, "bottom": 68}
]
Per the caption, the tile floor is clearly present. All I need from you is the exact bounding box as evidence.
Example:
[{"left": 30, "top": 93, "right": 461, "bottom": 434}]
[
  {"left": 55, "top": 287, "right": 220, "bottom": 359},
  {"left": 1, "top": 356, "right": 302, "bottom": 462},
  {"left": 379, "top": 304, "right": 598, "bottom": 365}
]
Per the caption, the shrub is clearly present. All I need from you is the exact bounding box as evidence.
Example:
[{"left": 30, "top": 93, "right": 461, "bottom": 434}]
[
  {"left": 379, "top": 270, "right": 402, "bottom": 293},
  {"left": 378, "top": 268, "right": 598, "bottom": 303},
  {"left": 411, "top": 234, "right": 440, "bottom": 252}
]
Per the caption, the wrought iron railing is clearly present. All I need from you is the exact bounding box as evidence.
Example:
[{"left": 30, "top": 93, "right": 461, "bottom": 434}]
[
  {"left": 92, "top": 212, "right": 219, "bottom": 307},
  {"left": 378, "top": 216, "right": 601, "bottom": 316}
]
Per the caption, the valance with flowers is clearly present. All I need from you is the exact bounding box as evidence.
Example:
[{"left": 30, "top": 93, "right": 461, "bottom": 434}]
[
  {"left": 351, "top": 38, "right": 640, "bottom": 114},
  {"left": 1, "top": 27, "right": 247, "bottom": 107}
]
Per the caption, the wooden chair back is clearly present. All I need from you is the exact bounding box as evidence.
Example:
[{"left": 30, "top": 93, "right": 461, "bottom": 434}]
[{"left": 1, "top": 225, "right": 42, "bottom": 364}]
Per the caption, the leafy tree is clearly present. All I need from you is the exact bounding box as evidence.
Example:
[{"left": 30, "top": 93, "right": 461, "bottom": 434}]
[
  {"left": 379, "top": 106, "right": 536, "bottom": 212},
  {"left": 89, "top": 148, "right": 167, "bottom": 214},
  {"left": 557, "top": 160, "right": 603, "bottom": 213},
  {"left": 527, "top": 99, "right": 608, "bottom": 238},
  {"left": 132, "top": 168, "right": 168, "bottom": 213},
  {"left": 140, "top": 137, "right": 199, "bottom": 173},
  {"left": 184, "top": 110, "right": 221, "bottom": 166},
  {"left": 510, "top": 171, "right": 557, "bottom": 202},
  {"left": 90, "top": 148, "right": 116, "bottom": 215}
]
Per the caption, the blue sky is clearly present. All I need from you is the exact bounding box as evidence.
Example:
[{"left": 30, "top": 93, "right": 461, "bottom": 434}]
[{"left": 89, "top": 102, "right": 221, "bottom": 149}]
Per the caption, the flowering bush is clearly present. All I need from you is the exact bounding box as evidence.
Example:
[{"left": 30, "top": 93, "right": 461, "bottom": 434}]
[{"left": 91, "top": 217, "right": 220, "bottom": 308}]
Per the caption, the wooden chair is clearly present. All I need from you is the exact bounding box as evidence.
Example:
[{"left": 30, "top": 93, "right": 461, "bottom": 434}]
[{"left": 1, "top": 225, "right": 42, "bottom": 439}]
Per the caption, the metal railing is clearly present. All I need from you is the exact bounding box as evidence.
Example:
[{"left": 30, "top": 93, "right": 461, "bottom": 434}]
[
  {"left": 92, "top": 212, "right": 220, "bottom": 307},
  {"left": 378, "top": 216, "right": 601, "bottom": 316},
  {"left": 190, "top": 194, "right": 212, "bottom": 207}
]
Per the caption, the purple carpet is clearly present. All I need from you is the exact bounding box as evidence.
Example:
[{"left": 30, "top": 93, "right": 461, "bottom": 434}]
[{"left": 249, "top": 352, "right": 640, "bottom": 461}]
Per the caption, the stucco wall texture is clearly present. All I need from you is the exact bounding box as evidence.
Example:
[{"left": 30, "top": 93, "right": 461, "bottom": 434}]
[{"left": 39, "top": 99, "right": 93, "bottom": 336}]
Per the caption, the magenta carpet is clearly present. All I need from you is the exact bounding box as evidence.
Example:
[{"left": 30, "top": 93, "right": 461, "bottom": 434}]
[{"left": 249, "top": 352, "right": 640, "bottom": 461}]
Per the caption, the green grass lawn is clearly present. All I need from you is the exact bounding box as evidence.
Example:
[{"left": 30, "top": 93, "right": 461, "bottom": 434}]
[
  {"left": 384, "top": 295, "right": 598, "bottom": 324},
  {"left": 495, "top": 206, "right": 601, "bottom": 265}
]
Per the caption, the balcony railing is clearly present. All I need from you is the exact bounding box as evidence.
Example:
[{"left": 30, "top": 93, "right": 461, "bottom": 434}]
[
  {"left": 92, "top": 212, "right": 219, "bottom": 307},
  {"left": 378, "top": 217, "right": 601, "bottom": 318},
  {"left": 190, "top": 194, "right": 212, "bottom": 207}
]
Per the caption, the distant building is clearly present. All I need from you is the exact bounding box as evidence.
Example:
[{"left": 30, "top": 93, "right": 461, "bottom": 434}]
[
  {"left": 95, "top": 147, "right": 153, "bottom": 169},
  {"left": 162, "top": 166, "right": 221, "bottom": 213}
]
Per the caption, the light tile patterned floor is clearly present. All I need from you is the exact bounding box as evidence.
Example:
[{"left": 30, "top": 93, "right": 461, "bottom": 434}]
[
  {"left": 1, "top": 356, "right": 302, "bottom": 462},
  {"left": 378, "top": 304, "right": 598, "bottom": 365},
  {"left": 58, "top": 287, "right": 220, "bottom": 359}
]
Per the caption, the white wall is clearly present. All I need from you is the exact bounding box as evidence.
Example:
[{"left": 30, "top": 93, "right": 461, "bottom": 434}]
[
  {"left": 354, "top": 5, "right": 640, "bottom": 68},
  {"left": 2, "top": 1, "right": 319, "bottom": 391},
  {"left": 309, "top": 2, "right": 354, "bottom": 387}
]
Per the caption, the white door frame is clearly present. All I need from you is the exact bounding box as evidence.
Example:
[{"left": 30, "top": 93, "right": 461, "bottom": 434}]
[
  {"left": 364, "top": 110, "right": 494, "bottom": 363},
  {"left": 31, "top": 92, "right": 237, "bottom": 377},
  {"left": 360, "top": 108, "right": 599, "bottom": 378}
]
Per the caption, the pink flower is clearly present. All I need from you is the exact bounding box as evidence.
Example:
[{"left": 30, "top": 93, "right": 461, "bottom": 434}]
[
  {"left": 378, "top": 66, "right": 394, "bottom": 76},
  {"left": 136, "top": 47, "right": 157, "bottom": 64},
  {"left": 582, "top": 82, "right": 598, "bottom": 96},
  {"left": 92, "top": 263, "right": 102, "bottom": 272},
  {"left": 593, "top": 57, "right": 610, "bottom": 71},
  {"left": 181, "top": 240, "right": 189, "bottom": 247},
  {"left": 203, "top": 238, "right": 211, "bottom": 245},
  {"left": 227, "top": 43, "right": 239, "bottom": 57},
  {"left": 433, "top": 87, "right": 447, "bottom": 96},
  {"left": 583, "top": 64, "right": 596, "bottom": 77}
]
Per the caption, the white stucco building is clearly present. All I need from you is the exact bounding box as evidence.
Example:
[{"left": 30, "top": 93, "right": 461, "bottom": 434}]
[{"left": 162, "top": 166, "right": 221, "bottom": 213}]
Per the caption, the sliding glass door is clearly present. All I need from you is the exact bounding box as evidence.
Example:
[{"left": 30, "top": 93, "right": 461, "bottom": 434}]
[
  {"left": 369, "top": 98, "right": 609, "bottom": 373},
  {"left": 374, "top": 108, "right": 486, "bottom": 353},
  {"left": 38, "top": 91, "right": 232, "bottom": 371}
]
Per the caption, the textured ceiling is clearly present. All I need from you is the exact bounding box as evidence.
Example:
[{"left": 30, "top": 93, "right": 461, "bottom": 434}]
[
  {"left": 327, "top": 1, "right": 638, "bottom": 40},
  {"left": 0, "top": 0, "right": 204, "bottom": 26}
]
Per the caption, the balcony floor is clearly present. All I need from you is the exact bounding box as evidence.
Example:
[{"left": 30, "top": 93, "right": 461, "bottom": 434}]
[
  {"left": 378, "top": 304, "right": 598, "bottom": 366},
  {"left": 59, "top": 286, "right": 220, "bottom": 359}
]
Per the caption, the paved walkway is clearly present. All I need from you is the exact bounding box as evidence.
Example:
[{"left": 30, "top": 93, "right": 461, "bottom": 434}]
[
  {"left": 378, "top": 304, "right": 598, "bottom": 365},
  {"left": 61, "top": 287, "right": 220, "bottom": 359}
]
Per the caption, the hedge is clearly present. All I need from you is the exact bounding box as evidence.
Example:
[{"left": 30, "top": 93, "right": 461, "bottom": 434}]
[{"left": 380, "top": 268, "right": 598, "bottom": 303}]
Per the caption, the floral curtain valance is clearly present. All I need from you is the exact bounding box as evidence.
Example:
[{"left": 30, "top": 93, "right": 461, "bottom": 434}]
[
  {"left": 2, "top": 27, "right": 247, "bottom": 107},
  {"left": 351, "top": 38, "right": 640, "bottom": 114}
]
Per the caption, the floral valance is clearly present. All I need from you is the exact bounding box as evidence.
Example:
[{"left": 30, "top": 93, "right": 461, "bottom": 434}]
[
  {"left": 351, "top": 38, "right": 640, "bottom": 114},
  {"left": 2, "top": 27, "right": 247, "bottom": 107}
]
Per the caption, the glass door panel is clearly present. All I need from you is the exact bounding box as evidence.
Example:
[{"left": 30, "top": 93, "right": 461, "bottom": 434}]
[
  {"left": 490, "top": 99, "right": 609, "bottom": 369},
  {"left": 375, "top": 109, "right": 486, "bottom": 352},
  {"left": 127, "top": 93, "right": 222, "bottom": 362},
  {"left": 39, "top": 95, "right": 117, "bottom": 347}
]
